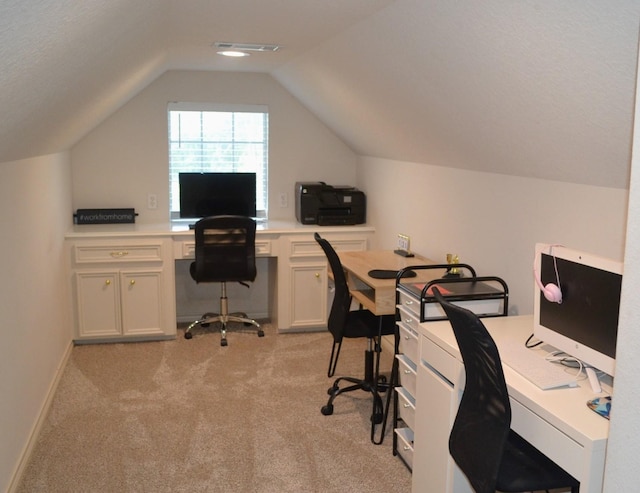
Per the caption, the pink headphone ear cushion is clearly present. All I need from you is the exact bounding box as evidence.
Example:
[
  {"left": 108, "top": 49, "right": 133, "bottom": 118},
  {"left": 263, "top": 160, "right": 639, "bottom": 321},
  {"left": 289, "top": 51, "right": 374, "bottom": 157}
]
[
  {"left": 534, "top": 268, "right": 562, "bottom": 303},
  {"left": 543, "top": 283, "right": 562, "bottom": 303}
]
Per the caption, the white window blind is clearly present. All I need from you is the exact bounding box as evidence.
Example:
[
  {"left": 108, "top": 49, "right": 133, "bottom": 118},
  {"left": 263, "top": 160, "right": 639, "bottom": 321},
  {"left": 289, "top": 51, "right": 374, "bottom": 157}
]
[{"left": 168, "top": 103, "right": 268, "bottom": 218}]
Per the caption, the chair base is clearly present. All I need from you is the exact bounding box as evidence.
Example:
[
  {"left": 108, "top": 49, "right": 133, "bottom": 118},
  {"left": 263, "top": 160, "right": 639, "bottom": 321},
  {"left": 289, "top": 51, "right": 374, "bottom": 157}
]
[
  {"left": 321, "top": 348, "right": 388, "bottom": 424},
  {"left": 185, "top": 312, "right": 264, "bottom": 346}
]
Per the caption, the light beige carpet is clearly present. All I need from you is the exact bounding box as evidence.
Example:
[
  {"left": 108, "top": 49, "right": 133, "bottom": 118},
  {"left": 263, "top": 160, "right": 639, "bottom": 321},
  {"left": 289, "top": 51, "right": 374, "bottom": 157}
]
[{"left": 17, "top": 322, "right": 412, "bottom": 492}]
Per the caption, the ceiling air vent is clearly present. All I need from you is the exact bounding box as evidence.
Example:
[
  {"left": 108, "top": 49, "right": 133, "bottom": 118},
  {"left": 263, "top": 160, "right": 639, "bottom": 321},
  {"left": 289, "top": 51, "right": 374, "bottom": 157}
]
[{"left": 213, "top": 42, "right": 280, "bottom": 52}]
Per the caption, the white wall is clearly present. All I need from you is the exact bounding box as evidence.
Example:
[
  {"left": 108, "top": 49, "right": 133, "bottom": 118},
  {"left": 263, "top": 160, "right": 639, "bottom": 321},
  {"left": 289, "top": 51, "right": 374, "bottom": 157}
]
[
  {"left": 0, "top": 153, "right": 73, "bottom": 492},
  {"left": 357, "top": 157, "right": 628, "bottom": 315},
  {"left": 602, "top": 41, "right": 640, "bottom": 492},
  {"left": 359, "top": 155, "right": 640, "bottom": 488},
  {"left": 70, "top": 70, "right": 359, "bottom": 224}
]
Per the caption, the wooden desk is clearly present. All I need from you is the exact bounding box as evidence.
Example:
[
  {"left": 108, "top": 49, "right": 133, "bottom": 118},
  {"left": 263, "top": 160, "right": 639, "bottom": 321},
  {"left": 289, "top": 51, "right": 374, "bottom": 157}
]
[{"left": 338, "top": 250, "right": 445, "bottom": 315}]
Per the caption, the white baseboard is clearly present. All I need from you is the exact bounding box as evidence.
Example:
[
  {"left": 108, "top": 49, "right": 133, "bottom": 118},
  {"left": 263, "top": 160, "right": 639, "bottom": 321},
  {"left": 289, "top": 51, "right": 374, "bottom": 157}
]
[{"left": 7, "top": 340, "right": 74, "bottom": 493}]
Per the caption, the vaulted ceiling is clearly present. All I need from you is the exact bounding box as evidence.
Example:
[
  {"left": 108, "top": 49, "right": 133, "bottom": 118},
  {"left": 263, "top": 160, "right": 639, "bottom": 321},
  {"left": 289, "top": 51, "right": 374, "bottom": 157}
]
[{"left": 2, "top": 0, "right": 638, "bottom": 189}]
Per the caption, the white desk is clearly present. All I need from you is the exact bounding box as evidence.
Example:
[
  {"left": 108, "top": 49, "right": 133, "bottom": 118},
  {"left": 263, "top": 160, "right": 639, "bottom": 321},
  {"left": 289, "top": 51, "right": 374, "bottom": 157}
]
[
  {"left": 412, "top": 314, "right": 609, "bottom": 493},
  {"left": 65, "top": 220, "right": 374, "bottom": 342}
]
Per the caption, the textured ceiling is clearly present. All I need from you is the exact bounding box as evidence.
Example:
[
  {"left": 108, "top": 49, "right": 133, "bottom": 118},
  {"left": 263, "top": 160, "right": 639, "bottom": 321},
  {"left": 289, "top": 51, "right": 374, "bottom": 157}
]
[
  {"left": 274, "top": 0, "right": 640, "bottom": 189},
  {"left": 1, "top": 0, "right": 638, "bottom": 189},
  {"left": 0, "top": 0, "right": 394, "bottom": 163}
]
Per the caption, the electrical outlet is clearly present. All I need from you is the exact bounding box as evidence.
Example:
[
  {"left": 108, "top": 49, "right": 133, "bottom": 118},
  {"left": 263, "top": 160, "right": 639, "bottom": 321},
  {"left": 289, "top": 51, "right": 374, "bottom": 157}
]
[
  {"left": 279, "top": 192, "right": 288, "bottom": 208},
  {"left": 147, "top": 193, "right": 157, "bottom": 210}
]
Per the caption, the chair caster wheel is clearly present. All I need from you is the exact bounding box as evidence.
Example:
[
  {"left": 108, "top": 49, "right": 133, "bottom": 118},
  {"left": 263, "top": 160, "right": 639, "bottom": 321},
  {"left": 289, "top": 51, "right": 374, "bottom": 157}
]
[
  {"left": 184, "top": 332, "right": 193, "bottom": 340},
  {"left": 220, "top": 339, "right": 228, "bottom": 347},
  {"left": 321, "top": 404, "right": 334, "bottom": 416},
  {"left": 258, "top": 330, "right": 265, "bottom": 337}
]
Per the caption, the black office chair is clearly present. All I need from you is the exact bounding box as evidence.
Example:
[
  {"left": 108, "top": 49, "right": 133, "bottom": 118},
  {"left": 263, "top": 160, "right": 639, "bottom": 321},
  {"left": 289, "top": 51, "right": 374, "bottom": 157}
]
[
  {"left": 432, "top": 287, "right": 579, "bottom": 493},
  {"left": 184, "top": 215, "right": 264, "bottom": 346},
  {"left": 314, "top": 233, "right": 396, "bottom": 434}
]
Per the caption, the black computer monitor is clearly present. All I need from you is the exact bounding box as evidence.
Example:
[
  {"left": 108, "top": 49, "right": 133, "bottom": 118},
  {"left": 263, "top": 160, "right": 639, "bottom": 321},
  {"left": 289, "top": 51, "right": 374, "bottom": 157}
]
[{"left": 179, "top": 172, "right": 257, "bottom": 219}]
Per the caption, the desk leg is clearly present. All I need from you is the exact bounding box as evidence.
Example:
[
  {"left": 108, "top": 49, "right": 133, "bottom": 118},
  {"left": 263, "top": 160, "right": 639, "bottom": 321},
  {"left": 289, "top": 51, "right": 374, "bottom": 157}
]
[{"left": 371, "top": 318, "right": 395, "bottom": 445}]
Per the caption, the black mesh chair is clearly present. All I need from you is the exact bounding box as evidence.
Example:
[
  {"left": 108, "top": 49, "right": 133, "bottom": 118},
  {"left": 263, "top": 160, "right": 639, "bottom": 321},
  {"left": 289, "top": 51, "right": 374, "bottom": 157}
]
[
  {"left": 432, "top": 287, "right": 579, "bottom": 493},
  {"left": 314, "top": 233, "right": 396, "bottom": 435},
  {"left": 184, "top": 216, "right": 264, "bottom": 346}
]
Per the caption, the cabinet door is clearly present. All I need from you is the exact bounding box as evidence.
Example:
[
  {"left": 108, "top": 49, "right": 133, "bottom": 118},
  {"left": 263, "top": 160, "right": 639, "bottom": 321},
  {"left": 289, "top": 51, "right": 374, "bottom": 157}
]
[
  {"left": 120, "top": 269, "right": 164, "bottom": 336},
  {"left": 75, "top": 271, "right": 121, "bottom": 337},
  {"left": 412, "top": 358, "right": 471, "bottom": 493},
  {"left": 289, "top": 262, "right": 327, "bottom": 328}
]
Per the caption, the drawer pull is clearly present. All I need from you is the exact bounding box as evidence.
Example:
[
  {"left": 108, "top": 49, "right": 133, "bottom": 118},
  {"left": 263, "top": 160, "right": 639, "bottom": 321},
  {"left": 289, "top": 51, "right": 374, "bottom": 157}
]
[
  {"left": 403, "top": 403, "right": 411, "bottom": 408},
  {"left": 404, "top": 335, "right": 410, "bottom": 340},
  {"left": 130, "top": 279, "right": 136, "bottom": 285},
  {"left": 404, "top": 370, "right": 412, "bottom": 374},
  {"left": 110, "top": 251, "right": 129, "bottom": 258},
  {"left": 403, "top": 445, "right": 411, "bottom": 451},
  {"left": 105, "top": 279, "right": 111, "bottom": 286},
  {"left": 406, "top": 317, "right": 413, "bottom": 324},
  {"left": 404, "top": 299, "right": 414, "bottom": 306}
]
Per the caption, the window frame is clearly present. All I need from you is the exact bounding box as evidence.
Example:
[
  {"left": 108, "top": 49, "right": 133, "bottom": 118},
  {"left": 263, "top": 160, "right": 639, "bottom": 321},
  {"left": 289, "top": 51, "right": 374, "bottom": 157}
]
[{"left": 168, "top": 102, "right": 269, "bottom": 220}]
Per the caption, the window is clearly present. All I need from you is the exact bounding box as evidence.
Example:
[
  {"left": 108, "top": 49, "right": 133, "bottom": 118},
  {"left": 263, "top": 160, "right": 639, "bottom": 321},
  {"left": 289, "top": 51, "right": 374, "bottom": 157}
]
[{"left": 168, "top": 103, "right": 268, "bottom": 218}]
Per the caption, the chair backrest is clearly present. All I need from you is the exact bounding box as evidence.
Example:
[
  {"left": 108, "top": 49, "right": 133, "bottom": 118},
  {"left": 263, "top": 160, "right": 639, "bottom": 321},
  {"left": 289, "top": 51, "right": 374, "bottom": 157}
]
[
  {"left": 432, "top": 287, "right": 511, "bottom": 493},
  {"left": 191, "top": 215, "right": 257, "bottom": 283},
  {"left": 314, "top": 233, "right": 352, "bottom": 343}
]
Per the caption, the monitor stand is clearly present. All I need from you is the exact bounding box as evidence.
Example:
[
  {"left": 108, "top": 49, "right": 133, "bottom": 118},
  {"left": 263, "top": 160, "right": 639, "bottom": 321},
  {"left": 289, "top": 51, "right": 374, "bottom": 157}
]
[{"left": 586, "top": 367, "right": 602, "bottom": 393}]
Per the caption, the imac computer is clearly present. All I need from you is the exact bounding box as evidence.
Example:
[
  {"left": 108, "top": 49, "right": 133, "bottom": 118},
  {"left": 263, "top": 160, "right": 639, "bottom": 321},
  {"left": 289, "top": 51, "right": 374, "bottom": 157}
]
[
  {"left": 179, "top": 172, "right": 257, "bottom": 219},
  {"left": 533, "top": 243, "right": 623, "bottom": 379}
]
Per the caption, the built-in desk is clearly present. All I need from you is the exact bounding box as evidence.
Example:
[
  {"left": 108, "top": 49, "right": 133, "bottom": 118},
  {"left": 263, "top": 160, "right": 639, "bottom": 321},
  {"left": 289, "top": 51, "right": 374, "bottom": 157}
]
[
  {"left": 412, "top": 314, "right": 609, "bottom": 493},
  {"left": 65, "top": 220, "right": 374, "bottom": 342}
]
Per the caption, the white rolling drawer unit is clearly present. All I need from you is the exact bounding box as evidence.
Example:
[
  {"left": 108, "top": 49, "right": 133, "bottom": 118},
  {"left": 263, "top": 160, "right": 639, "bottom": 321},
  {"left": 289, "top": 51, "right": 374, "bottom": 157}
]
[
  {"left": 393, "top": 296, "right": 421, "bottom": 469},
  {"left": 392, "top": 267, "right": 509, "bottom": 473}
]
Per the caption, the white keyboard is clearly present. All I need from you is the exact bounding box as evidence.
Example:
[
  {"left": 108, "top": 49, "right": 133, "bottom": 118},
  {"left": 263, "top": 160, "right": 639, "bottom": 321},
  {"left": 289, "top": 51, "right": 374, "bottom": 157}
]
[{"left": 499, "top": 341, "right": 578, "bottom": 390}]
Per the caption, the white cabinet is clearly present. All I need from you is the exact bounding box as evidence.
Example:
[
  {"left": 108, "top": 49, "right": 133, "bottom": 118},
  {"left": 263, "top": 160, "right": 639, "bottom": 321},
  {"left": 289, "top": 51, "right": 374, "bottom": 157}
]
[
  {"left": 290, "top": 262, "right": 327, "bottom": 327},
  {"left": 412, "top": 336, "right": 469, "bottom": 493},
  {"left": 67, "top": 222, "right": 374, "bottom": 338},
  {"left": 278, "top": 233, "right": 370, "bottom": 331},
  {"left": 69, "top": 237, "right": 176, "bottom": 342},
  {"left": 75, "top": 270, "right": 120, "bottom": 337},
  {"left": 120, "top": 269, "right": 164, "bottom": 335},
  {"left": 75, "top": 268, "right": 164, "bottom": 337}
]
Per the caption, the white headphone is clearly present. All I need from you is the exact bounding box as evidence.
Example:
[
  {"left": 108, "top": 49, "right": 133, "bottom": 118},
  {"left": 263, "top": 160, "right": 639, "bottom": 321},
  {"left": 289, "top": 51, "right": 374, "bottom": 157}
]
[{"left": 533, "top": 245, "right": 563, "bottom": 304}]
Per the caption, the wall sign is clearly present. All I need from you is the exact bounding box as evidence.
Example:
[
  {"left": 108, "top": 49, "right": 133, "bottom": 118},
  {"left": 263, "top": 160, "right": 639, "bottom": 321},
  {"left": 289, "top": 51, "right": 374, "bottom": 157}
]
[{"left": 74, "top": 208, "right": 137, "bottom": 224}]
